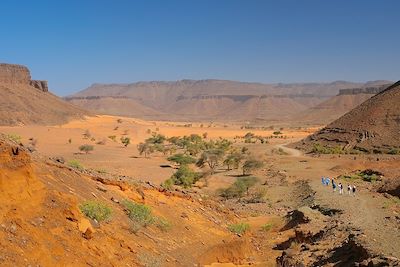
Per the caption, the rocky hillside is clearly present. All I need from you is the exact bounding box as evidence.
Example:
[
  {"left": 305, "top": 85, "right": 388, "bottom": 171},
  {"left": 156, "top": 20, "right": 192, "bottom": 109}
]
[
  {"left": 0, "top": 63, "right": 87, "bottom": 125},
  {"left": 0, "top": 135, "right": 257, "bottom": 266},
  {"left": 66, "top": 80, "right": 390, "bottom": 122},
  {"left": 291, "top": 84, "right": 390, "bottom": 125},
  {"left": 295, "top": 81, "right": 400, "bottom": 153}
]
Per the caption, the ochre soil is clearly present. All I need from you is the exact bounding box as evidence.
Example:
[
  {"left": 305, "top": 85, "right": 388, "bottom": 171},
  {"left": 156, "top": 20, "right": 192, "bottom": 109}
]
[{"left": 0, "top": 115, "right": 399, "bottom": 266}]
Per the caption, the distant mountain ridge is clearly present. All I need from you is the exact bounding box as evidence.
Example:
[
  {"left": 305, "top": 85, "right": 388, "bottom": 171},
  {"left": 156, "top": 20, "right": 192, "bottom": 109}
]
[
  {"left": 295, "top": 80, "right": 400, "bottom": 153},
  {"left": 67, "top": 79, "right": 390, "bottom": 122}
]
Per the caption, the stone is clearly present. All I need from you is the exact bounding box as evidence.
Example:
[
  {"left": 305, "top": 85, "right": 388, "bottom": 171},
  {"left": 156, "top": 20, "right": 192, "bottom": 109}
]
[
  {"left": 29, "top": 80, "right": 48, "bottom": 92},
  {"left": 0, "top": 63, "right": 31, "bottom": 84}
]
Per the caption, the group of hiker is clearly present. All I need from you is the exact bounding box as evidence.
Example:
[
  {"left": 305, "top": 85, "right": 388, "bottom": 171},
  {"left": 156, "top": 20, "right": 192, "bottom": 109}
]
[{"left": 321, "top": 177, "right": 356, "bottom": 196}]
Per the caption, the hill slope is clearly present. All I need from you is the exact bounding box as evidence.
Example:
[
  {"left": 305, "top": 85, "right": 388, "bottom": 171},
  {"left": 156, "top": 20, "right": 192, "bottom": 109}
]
[
  {"left": 0, "top": 135, "right": 241, "bottom": 266},
  {"left": 0, "top": 63, "right": 87, "bottom": 126},
  {"left": 66, "top": 80, "right": 390, "bottom": 122},
  {"left": 295, "top": 81, "right": 400, "bottom": 153},
  {"left": 291, "top": 84, "right": 389, "bottom": 125}
]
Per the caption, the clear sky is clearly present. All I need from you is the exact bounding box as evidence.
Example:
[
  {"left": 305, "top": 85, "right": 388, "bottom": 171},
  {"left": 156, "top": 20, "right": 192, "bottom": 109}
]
[{"left": 1, "top": 0, "right": 399, "bottom": 95}]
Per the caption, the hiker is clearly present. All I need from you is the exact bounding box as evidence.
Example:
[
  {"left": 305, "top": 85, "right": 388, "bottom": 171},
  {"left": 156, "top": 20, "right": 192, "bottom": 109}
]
[
  {"left": 352, "top": 185, "right": 356, "bottom": 196},
  {"left": 332, "top": 179, "right": 336, "bottom": 192},
  {"left": 347, "top": 184, "right": 352, "bottom": 195},
  {"left": 321, "top": 177, "right": 325, "bottom": 185},
  {"left": 326, "top": 177, "right": 330, "bottom": 186},
  {"left": 339, "top": 183, "right": 343, "bottom": 195}
]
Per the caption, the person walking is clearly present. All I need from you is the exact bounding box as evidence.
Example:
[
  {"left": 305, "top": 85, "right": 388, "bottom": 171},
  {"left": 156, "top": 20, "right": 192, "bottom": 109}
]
[
  {"left": 321, "top": 177, "right": 325, "bottom": 185},
  {"left": 347, "top": 184, "right": 352, "bottom": 195},
  {"left": 352, "top": 185, "right": 356, "bottom": 196},
  {"left": 332, "top": 179, "right": 336, "bottom": 192},
  {"left": 326, "top": 177, "right": 330, "bottom": 186},
  {"left": 339, "top": 183, "right": 343, "bottom": 195}
]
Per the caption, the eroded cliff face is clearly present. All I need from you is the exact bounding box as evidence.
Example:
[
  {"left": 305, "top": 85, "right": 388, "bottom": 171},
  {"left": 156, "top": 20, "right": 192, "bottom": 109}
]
[
  {"left": 0, "top": 63, "right": 48, "bottom": 92},
  {"left": 0, "top": 63, "right": 31, "bottom": 84}
]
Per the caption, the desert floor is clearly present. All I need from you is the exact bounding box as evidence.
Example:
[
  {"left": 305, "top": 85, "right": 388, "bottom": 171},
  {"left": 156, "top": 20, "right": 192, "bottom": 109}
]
[{"left": 1, "top": 115, "right": 399, "bottom": 265}]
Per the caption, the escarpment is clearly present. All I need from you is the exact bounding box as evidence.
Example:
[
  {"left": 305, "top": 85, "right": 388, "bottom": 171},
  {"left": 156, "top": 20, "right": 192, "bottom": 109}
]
[
  {"left": 0, "top": 63, "right": 87, "bottom": 125},
  {"left": 0, "top": 63, "right": 48, "bottom": 92}
]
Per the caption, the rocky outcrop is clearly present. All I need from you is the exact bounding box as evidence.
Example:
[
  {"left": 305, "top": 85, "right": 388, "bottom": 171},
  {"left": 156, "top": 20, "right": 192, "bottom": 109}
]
[
  {"left": 0, "top": 63, "right": 31, "bottom": 84},
  {"left": 0, "top": 63, "right": 48, "bottom": 92},
  {"left": 30, "top": 80, "right": 49, "bottom": 92},
  {"left": 338, "top": 85, "right": 389, "bottom": 96}
]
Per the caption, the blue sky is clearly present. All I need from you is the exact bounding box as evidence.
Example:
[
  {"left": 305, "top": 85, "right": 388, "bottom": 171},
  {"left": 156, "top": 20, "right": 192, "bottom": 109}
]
[{"left": 1, "top": 0, "right": 399, "bottom": 95}]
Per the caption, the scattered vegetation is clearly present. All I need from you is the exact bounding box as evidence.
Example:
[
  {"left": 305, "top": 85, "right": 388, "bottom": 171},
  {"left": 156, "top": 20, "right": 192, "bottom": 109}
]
[
  {"left": 260, "top": 223, "right": 273, "bottom": 232},
  {"left": 196, "top": 149, "right": 225, "bottom": 174},
  {"left": 79, "top": 144, "right": 94, "bottom": 154},
  {"left": 219, "top": 176, "right": 259, "bottom": 199},
  {"left": 155, "top": 217, "right": 171, "bottom": 232},
  {"left": 166, "top": 165, "right": 200, "bottom": 188},
  {"left": 340, "top": 169, "right": 383, "bottom": 182},
  {"left": 223, "top": 152, "right": 244, "bottom": 170},
  {"left": 108, "top": 135, "right": 117, "bottom": 142},
  {"left": 228, "top": 222, "right": 250, "bottom": 235},
  {"left": 6, "top": 133, "right": 22, "bottom": 143},
  {"left": 388, "top": 148, "right": 400, "bottom": 155},
  {"left": 79, "top": 200, "right": 112, "bottom": 222},
  {"left": 242, "top": 159, "right": 264, "bottom": 175},
  {"left": 68, "top": 159, "right": 84, "bottom": 170},
  {"left": 311, "top": 143, "right": 343, "bottom": 154},
  {"left": 167, "top": 153, "right": 196, "bottom": 166},
  {"left": 120, "top": 136, "right": 131, "bottom": 147}
]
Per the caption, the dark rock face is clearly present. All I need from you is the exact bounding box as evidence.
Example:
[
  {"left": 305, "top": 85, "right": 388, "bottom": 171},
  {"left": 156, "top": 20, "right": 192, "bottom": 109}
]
[
  {"left": 30, "top": 80, "right": 49, "bottom": 92},
  {"left": 0, "top": 63, "right": 48, "bottom": 92},
  {"left": 338, "top": 85, "right": 389, "bottom": 96}
]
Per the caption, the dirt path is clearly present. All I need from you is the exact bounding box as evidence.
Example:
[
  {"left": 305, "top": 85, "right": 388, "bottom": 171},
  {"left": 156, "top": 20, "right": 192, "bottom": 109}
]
[
  {"left": 275, "top": 143, "right": 303, "bottom": 157},
  {"left": 310, "top": 178, "right": 400, "bottom": 258},
  {"left": 281, "top": 147, "right": 400, "bottom": 258}
]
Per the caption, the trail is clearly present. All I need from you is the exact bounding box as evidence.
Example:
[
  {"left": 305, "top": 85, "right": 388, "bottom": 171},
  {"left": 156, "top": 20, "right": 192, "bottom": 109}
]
[
  {"left": 275, "top": 143, "right": 303, "bottom": 157},
  {"left": 280, "top": 145, "right": 400, "bottom": 258}
]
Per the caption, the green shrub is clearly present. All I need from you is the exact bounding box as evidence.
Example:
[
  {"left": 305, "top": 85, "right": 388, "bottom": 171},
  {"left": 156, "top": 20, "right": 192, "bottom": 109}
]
[
  {"left": 160, "top": 178, "right": 174, "bottom": 190},
  {"left": 79, "top": 200, "right": 112, "bottom": 222},
  {"left": 6, "top": 134, "right": 22, "bottom": 143},
  {"left": 169, "top": 165, "right": 199, "bottom": 188},
  {"left": 388, "top": 148, "right": 400, "bottom": 155},
  {"left": 68, "top": 159, "right": 84, "bottom": 170},
  {"left": 120, "top": 136, "right": 131, "bottom": 147},
  {"left": 228, "top": 223, "right": 250, "bottom": 235},
  {"left": 311, "top": 143, "right": 343, "bottom": 154},
  {"left": 219, "top": 177, "right": 259, "bottom": 199},
  {"left": 121, "top": 200, "right": 154, "bottom": 227},
  {"left": 242, "top": 159, "right": 264, "bottom": 175},
  {"left": 108, "top": 135, "right": 117, "bottom": 142},
  {"left": 260, "top": 223, "right": 273, "bottom": 232},
  {"left": 155, "top": 217, "right": 171, "bottom": 232},
  {"left": 167, "top": 153, "right": 196, "bottom": 165},
  {"left": 79, "top": 144, "right": 94, "bottom": 154}
]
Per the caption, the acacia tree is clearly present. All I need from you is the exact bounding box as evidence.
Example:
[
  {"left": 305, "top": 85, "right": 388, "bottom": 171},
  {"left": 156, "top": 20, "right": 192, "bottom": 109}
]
[
  {"left": 167, "top": 153, "right": 196, "bottom": 166},
  {"left": 242, "top": 159, "right": 264, "bottom": 176},
  {"left": 223, "top": 152, "right": 244, "bottom": 171},
  {"left": 79, "top": 144, "right": 94, "bottom": 154},
  {"left": 196, "top": 149, "right": 225, "bottom": 174},
  {"left": 137, "top": 142, "right": 154, "bottom": 157}
]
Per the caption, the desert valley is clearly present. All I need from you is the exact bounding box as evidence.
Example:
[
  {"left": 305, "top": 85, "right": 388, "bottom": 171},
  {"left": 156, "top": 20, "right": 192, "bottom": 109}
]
[{"left": 0, "top": 62, "right": 399, "bottom": 267}]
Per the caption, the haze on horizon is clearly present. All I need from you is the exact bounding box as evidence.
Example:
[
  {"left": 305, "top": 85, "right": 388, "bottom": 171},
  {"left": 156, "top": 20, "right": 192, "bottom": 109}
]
[{"left": 1, "top": 0, "right": 399, "bottom": 95}]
